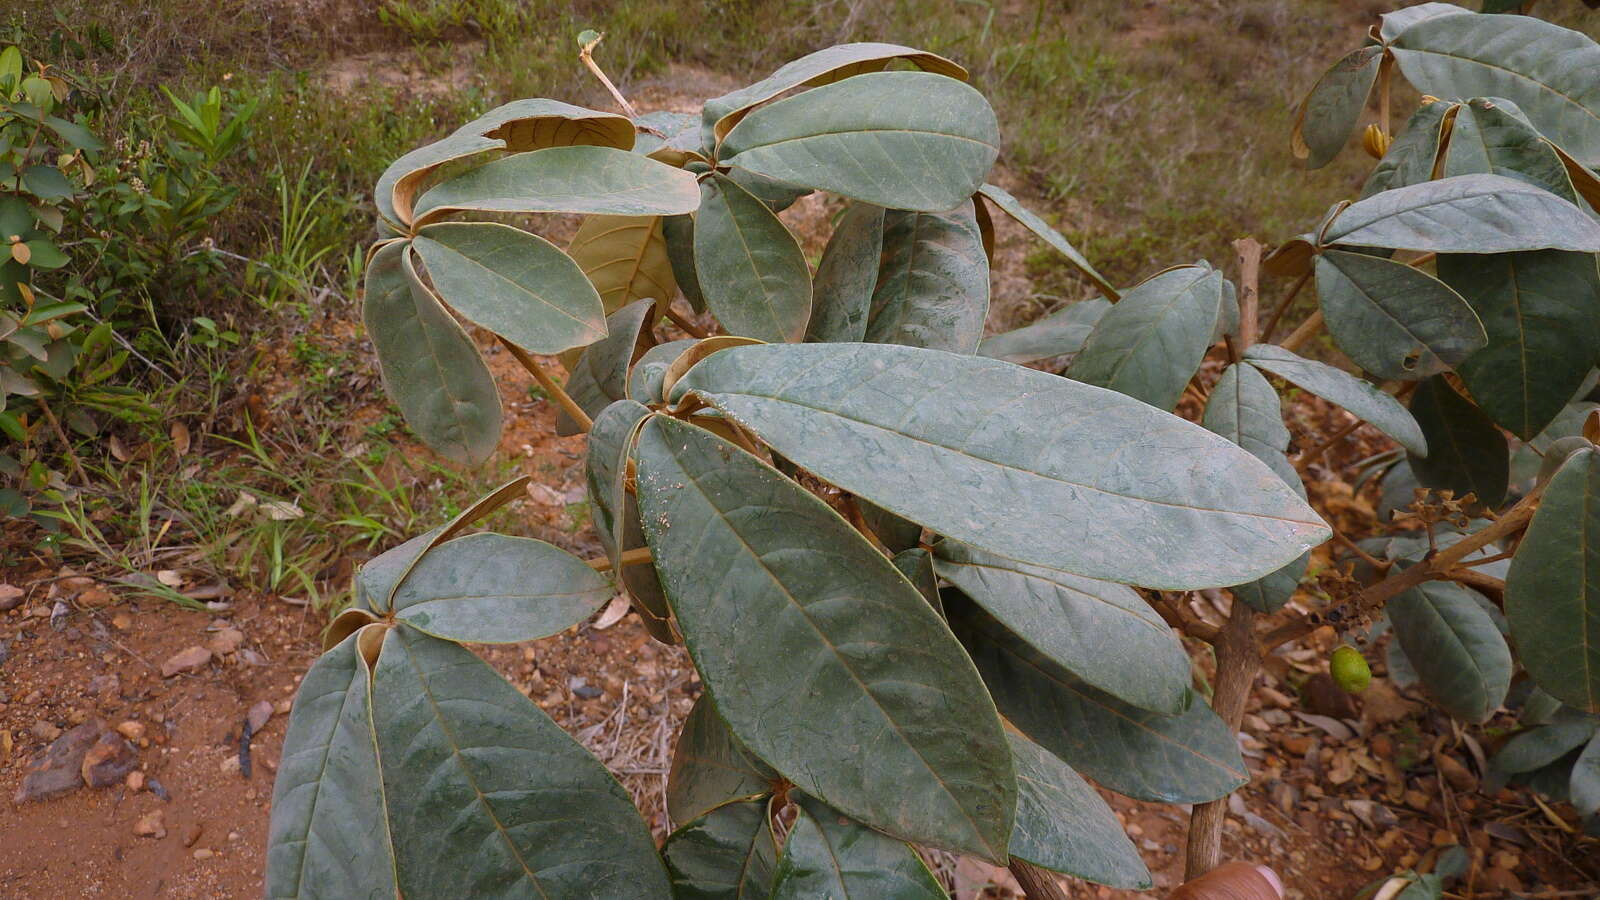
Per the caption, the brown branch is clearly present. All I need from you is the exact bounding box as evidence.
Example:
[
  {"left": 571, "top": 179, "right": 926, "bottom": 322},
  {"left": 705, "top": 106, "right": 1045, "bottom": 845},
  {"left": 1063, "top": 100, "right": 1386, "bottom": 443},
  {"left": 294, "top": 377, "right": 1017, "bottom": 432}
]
[
  {"left": 1186, "top": 238, "right": 1266, "bottom": 880},
  {"left": 36, "top": 395, "right": 90, "bottom": 488},
  {"left": 1440, "top": 568, "right": 1506, "bottom": 604},
  {"left": 1295, "top": 418, "right": 1363, "bottom": 472},
  {"left": 664, "top": 304, "right": 709, "bottom": 339},
  {"left": 578, "top": 35, "right": 637, "bottom": 118},
  {"left": 1261, "top": 270, "right": 1311, "bottom": 343},
  {"left": 1264, "top": 483, "right": 1546, "bottom": 652},
  {"left": 1009, "top": 859, "right": 1070, "bottom": 900},
  {"left": 1185, "top": 601, "right": 1259, "bottom": 879},
  {"left": 499, "top": 337, "right": 593, "bottom": 432},
  {"left": 586, "top": 546, "right": 652, "bottom": 572},
  {"left": 1152, "top": 593, "right": 1222, "bottom": 643},
  {"left": 1278, "top": 309, "right": 1324, "bottom": 353}
]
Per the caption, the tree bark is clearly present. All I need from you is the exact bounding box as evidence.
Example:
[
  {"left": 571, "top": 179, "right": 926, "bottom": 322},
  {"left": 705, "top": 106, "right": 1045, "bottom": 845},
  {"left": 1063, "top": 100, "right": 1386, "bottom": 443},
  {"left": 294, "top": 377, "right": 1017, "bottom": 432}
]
[{"left": 1009, "top": 859, "right": 1071, "bottom": 900}]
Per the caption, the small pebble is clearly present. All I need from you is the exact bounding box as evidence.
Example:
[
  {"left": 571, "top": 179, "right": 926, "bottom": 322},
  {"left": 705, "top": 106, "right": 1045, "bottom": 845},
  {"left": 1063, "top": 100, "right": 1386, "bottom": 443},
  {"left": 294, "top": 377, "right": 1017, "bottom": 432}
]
[{"left": 193, "top": 848, "right": 213, "bottom": 860}]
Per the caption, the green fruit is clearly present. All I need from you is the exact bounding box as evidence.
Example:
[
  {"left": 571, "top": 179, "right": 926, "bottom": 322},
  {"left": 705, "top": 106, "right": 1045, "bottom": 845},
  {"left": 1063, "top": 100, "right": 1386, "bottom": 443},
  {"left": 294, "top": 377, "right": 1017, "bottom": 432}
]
[{"left": 1330, "top": 645, "right": 1371, "bottom": 693}]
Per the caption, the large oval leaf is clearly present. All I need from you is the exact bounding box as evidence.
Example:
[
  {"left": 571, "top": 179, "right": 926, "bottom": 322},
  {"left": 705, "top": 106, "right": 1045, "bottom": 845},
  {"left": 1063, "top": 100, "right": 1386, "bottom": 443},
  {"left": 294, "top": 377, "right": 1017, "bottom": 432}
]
[
  {"left": 949, "top": 595, "right": 1248, "bottom": 804},
  {"left": 567, "top": 214, "right": 675, "bottom": 315},
  {"left": 363, "top": 240, "right": 500, "bottom": 466},
  {"left": 1066, "top": 265, "right": 1224, "bottom": 411},
  {"left": 266, "top": 630, "right": 395, "bottom": 899},
  {"left": 1362, "top": 99, "right": 1454, "bottom": 199},
  {"left": 376, "top": 99, "right": 634, "bottom": 227},
  {"left": 1491, "top": 714, "right": 1599, "bottom": 776},
  {"left": 1321, "top": 174, "right": 1600, "bottom": 254},
  {"left": 703, "top": 42, "right": 967, "bottom": 148},
  {"left": 719, "top": 71, "right": 1000, "bottom": 213},
  {"left": 672, "top": 342, "right": 1328, "bottom": 589},
  {"left": 585, "top": 400, "right": 674, "bottom": 641},
  {"left": 1244, "top": 344, "right": 1428, "bottom": 456},
  {"left": 662, "top": 798, "right": 778, "bottom": 900},
  {"left": 388, "top": 533, "right": 611, "bottom": 643},
  {"left": 1202, "top": 363, "right": 1289, "bottom": 463},
  {"left": 668, "top": 696, "right": 777, "bottom": 825},
  {"left": 371, "top": 626, "right": 669, "bottom": 897},
  {"left": 1006, "top": 732, "right": 1151, "bottom": 889},
  {"left": 770, "top": 795, "right": 945, "bottom": 900},
  {"left": 1294, "top": 45, "right": 1384, "bottom": 170},
  {"left": 1390, "top": 12, "right": 1600, "bottom": 168},
  {"left": 806, "top": 201, "right": 885, "bottom": 343},
  {"left": 694, "top": 174, "right": 811, "bottom": 343},
  {"left": 413, "top": 221, "right": 607, "bottom": 355},
  {"left": 1388, "top": 578, "right": 1512, "bottom": 723},
  {"left": 633, "top": 416, "right": 1016, "bottom": 861},
  {"left": 558, "top": 298, "right": 657, "bottom": 435},
  {"left": 933, "top": 539, "right": 1191, "bottom": 714},
  {"left": 662, "top": 213, "right": 705, "bottom": 312},
  {"left": 353, "top": 477, "right": 531, "bottom": 614},
  {"left": 1407, "top": 375, "right": 1510, "bottom": 508},
  {"left": 1437, "top": 250, "right": 1600, "bottom": 440},
  {"left": 1444, "top": 98, "right": 1580, "bottom": 205},
  {"left": 1314, "top": 248, "right": 1486, "bottom": 380},
  {"left": 977, "top": 183, "right": 1114, "bottom": 297},
  {"left": 1506, "top": 448, "right": 1600, "bottom": 713},
  {"left": 412, "top": 146, "right": 700, "bottom": 224},
  {"left": 978, "top": 298, "right": 1110, "bottom": 365},
  {"left": 628, "top": 339, "right": 698, "bottom": 405},
  {"left": 1572, "top": 732, "right": 1600, "bottom": 817},
  {"left": 865, "top": 203, "right": 989, "bottom": 353}
]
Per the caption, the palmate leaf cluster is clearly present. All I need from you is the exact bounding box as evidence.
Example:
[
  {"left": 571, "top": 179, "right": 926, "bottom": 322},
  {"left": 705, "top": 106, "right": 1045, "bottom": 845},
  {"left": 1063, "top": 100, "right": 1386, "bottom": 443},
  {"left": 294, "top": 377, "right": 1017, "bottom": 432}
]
[
  {"left": 1295, "top": 1, "right": 1600, "bottom": 833},
  {"left": 270, "top": 7, "right": 1600, "bottom": 896}
]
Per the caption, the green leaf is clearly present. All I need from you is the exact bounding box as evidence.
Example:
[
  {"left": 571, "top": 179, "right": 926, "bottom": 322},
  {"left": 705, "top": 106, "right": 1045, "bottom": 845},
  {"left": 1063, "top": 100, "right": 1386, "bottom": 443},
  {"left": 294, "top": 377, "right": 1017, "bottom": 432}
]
[
  {"left": 387, "top": 533, "right": 611, "bottom": 643},
  {"left": 863, "top": 501, "right": 923, "bottom": 555},
  {"left": 1243, "top": 344, "right": 1428, "bottom": 456},
  {"left": 662, "top": 798, "right": 778, "bottom": 899},
  {"left": 1407, "top": 376, "right": 1510, "bottom": 508},
  {"left": 1066, "top": 265, "right": 1224, "bottom": 411},
  {"left": 1199, "top": 367, "right": 1312, "bottom": 613},
  {"left": 1388, "top": 578, "right": 1512, "bottom": 722},
  {"left": 1203, "top": 363, "right": 1290, "bottom": 463},
  {"left": 673, "top": 343, "right": 1328, "bottom": 589},
  {"left": 627, "top": 339, "right": 697, "bottom": 405},
  {"left": 566, "top": 214, "right": 675, "bottom": 315},
  {"left": 1379, "top": 2, "right": 1469, "bottom": 40},
  {"left": 1572, "top": 732, "right": 1600, "bottom": 816},
  {"left": 1294, "top": 45, "right": 1384, "bottom": 170},
  {"left": 1390, "top": 12, "right": 1600, "bottom": 168},
  {"left": 662, "top": 214, "right": 705, "bottom": 312},
  {"left": 770, "top": 795, "right": 945, "bottom": 900},
  {"left": 1363, "top": 99, "right": 1454, "bottom": 199},
  {"left": 1444, "top": 98, "right": 1581, "bottom": 204},
  {"left": 1507, "top": 448, "right": 1600, "bottom": 712},
  {"left": 585, "top": 401, "right": 674, "bottom": 641},
  {"left": 933, "top": 539, "right": 1191, "bottom": 714},
  {"left": 558, "top": 298, "right": 656, "bottom": 435},
  {"left": 376, "top": 99, "right": 635, "bottom": 226},
  {"left": 413, "top": 221, "right": 607, "bottom": 355},
  {"left": 632, "top": 110, "right": 701, "bottom": 161},
  {"left": 891, "top": 548, "right": 942, "bottom": 615},
  {"left": 806, "top": 202, "right": 884, "bottom": 343},
  {"left": 1322, "top": 174, "right": 1600, "bottom": 254},
  {"left": 412, "top": 146, "right": 699, "bottom": 225},
  {"left": 20, "top": 239, "right": 66, "bottom": 269},
  {"left": 633, "top": 416, "right": 1016, "bottom": 861},
  {"left": 266, "top": 628, "right": 396, "bottom": 900},
  {"left": 45, "top": 115, "right": 103, "bottom": 152},
  {"left": 865, "top": 203, "right": 989, "bottom": 352},
  {"left": 1006, "top": 732, "right": 1151, "bottom": 889},
  {"left": 667, "top": 696, "right": 776, "bottom": 825},
  {"left": 1436, "top": 250, "right": 1600, "bottom": 440},
  {"left": 976, "top": 183, "right": 1115, "bottom": 297},
  {"left": 694, "top": 174, "right": 811, "bottom": 343},
  {"left": 949, "top": 595, "right": 1248, "bottom": 804},
  {"left": 362, "top": 241, "right": 501, "bottom": 466},
  {"left": 352, "top": 477, "right": 531, "bottom": 615},
  {"left": 978, "top": 299, "right": 1110, "bottom": 365},
  {"left": 702, "top": 42, "right": 967, "bottom": 148},
  {"left": 1492, "top": 714, "right": 1599, "bottom": 775},
  {"left": 371, "top": 626, "right": 669, "bottom": 897},
  {"left": 1314, "top": 248, "right": 1486, "bottom": 380},
  {"left": 719, "top": 72, "right": 1000, "bottom": 213},
  {"left": 21, "top": 165, "right": 72, "bottom": 202}
]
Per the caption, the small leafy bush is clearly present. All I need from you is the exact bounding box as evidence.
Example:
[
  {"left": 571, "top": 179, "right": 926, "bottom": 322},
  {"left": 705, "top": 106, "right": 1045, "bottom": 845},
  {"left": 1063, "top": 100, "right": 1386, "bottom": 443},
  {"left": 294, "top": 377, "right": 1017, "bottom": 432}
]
[
  {"left": 271, "top": 7, "right": 1600, "bottom": 896},
  {"left": 1, "top": 44, "right": 255, "bottom": 518}
]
